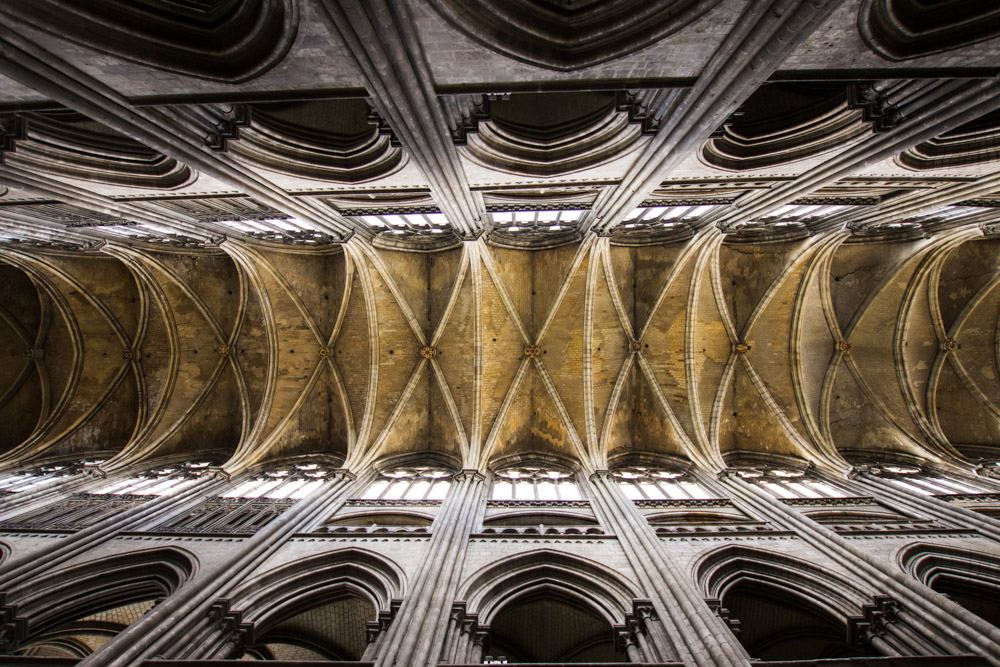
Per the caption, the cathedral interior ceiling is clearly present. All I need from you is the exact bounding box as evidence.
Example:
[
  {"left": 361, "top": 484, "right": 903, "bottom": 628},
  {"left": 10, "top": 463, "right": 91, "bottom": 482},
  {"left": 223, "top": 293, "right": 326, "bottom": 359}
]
[{"left": 0, "top": 0, "right": 995, "bottom": 477}]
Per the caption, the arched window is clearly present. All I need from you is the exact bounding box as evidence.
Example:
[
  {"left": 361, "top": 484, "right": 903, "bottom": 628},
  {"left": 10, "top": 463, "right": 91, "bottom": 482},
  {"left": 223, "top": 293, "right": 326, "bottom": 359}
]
[
  {"left": 0, "top": 459, "right": 104, "bottom": 494},
  {"left": 485, "top": 590, "right": 626, "bottom": 663},
  {"left": 7, "top": 548, "right": 193, "bottom": 659},
  {"left": 613, "top": 467, "right": 713, "bottom": 500},
  {"left": 160, "top": 462, "right": 334, "bottom": 535},
  {"left": 735, "top": 468, "right": 848, "bottom": 499},
  {"left": 2, "top": 461, "right": 214, "bottom": 530},
  {"left": 900, "top": 544, "right": 1000, "bottom": 629},
  {"left": 491, "top": 467, "right": 581, "bottom": 501},
  {"left": 721, "top": 579, "right": 866, "bottom": 660},
  {"left": 698, "top": 547, "right": 877, "bottom": 662},
  {"left": 874, "top": 464, "right": 987, "bottom": 496},
  {"left": 216, "top": 549, "right": 403, "bottom": 663},
  {"left": 91, "top": 461, "right": 213, "bottom": 497},
  {"left": 362, "top": 467, "right": 453, "bottom": 501},
  {"left": 458, "top": 551, "right": 642, "bottom": 663},
  {"left": 222, "top": 462, "right": 331, "bottom": 500},
  {"left": 238, "top": 594, "right": 375, "bottom": 661}
]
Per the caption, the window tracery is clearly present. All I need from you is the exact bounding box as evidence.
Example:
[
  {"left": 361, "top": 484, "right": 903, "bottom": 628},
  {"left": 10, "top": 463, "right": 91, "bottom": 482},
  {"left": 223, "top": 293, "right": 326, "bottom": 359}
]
[
  {"left": 491, "top": 467, "right": 581, "bottom": 501},
  {"left": 734, "top": 468, "right": 849, "bottom": 499},
  {"left": 91, "top": 461, "right": 213, "bottom": 497},
  {"left": 0, "top": 458, "right": 104, "bottom": 495},
  {"left": 221, "top": 463, "right": 330, "bottom": 500},
  {"left": 613, "top": 467, "right": 713, "bottom": 500},
  {"left": 159, "top": 463, "right": 333, "bottom": 535},
  {"left": 362, "top": 467, "right": 453, "bottom": 501},
  {"left": 871, "top": 464, "right": 988, "bottom": 496},
  {"left": 1, "top": 461, "right": 213, "bottom": 530},
  {"left": 356, "top": 212, "right": 458, "bottom": 251}
]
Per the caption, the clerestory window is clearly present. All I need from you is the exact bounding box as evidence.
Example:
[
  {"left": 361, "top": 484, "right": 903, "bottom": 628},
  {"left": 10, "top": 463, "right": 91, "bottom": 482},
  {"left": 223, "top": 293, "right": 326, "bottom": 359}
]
[
  {"left": 613, "top": 467, "right": 713, "bottom": 500},
  {"left": 159, "top": 462, "right": 333, "bottom": 534},
  {"left": 876, "top": 464, "right": 987, "bottom": 496},
  {"left": 736, "top": 468, "right": 848, "bottom": 499},
  {"left": 491, "top": 467, "right": 581, "bottom": 501},
  {"left": 0, "top": 458, "right": 104, "bottom": 494},
  {"left": 91, "top": 461, "right": 213, "bottom": 497},
  {"left": 221, "top": 463, "right": 330, "bottom": 500},
  {"left": 362, "top": 467, "right": 453, "bottom": 501},
  {"left": 2, "top": 461, "right": 214, "bottom": 530}
]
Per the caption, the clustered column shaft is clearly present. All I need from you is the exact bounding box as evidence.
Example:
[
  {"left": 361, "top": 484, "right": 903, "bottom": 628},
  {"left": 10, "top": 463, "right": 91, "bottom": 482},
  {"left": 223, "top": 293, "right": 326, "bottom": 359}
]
[
  {"left": 73, "top": 470, "right": 367, "bottom": 667},
  {"left": 377, "top": 470, "right": 486, "bottom": 667},
  {"left": 584, "top": 471, "right": 751, "bottom": 667}
]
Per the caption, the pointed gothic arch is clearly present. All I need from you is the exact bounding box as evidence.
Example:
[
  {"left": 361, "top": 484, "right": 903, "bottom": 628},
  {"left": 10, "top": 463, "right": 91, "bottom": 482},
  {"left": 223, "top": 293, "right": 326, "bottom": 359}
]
[
  {"left": 457, "top": 549, "right": 640, "bottom": 663},
  {"left": 2, "top": 547, "right": 196, "bottom": 657},
  {"left": 221, "top": 547, "right": 405, "bottom": 661},
  {"left": 898, "top": 543, "right": 1000, "bottom": 628},
  {"left": 695, "top": 545, "right": 874, "bottom": 660}
]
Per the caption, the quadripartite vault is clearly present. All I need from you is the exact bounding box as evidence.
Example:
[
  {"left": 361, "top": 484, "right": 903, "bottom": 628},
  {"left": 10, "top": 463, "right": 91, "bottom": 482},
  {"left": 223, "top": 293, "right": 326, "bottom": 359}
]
[
  {"left": 0, "top": 1, "right": 998, "bottom": 666},
  {"left": 1, "top": 234, "right": 997, "bottom": 475}
]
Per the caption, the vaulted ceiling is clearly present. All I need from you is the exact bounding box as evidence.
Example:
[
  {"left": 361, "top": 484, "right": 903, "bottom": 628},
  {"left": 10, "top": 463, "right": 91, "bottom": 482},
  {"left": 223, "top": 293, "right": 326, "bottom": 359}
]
[{"left": 0, "top": 0, "right": 997, "bottom": 476}]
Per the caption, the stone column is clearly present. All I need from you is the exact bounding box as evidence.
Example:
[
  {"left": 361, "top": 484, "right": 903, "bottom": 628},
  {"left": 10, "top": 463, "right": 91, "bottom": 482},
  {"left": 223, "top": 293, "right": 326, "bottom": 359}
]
[
  {"left": 440, "top": 603, "right": 475, "bottom": 664},
  {"left": 617, "top": 600, "right": 678, "bottom": 663},
  {"left": 185, "top": 470, "right": 379, "bottom": 661},
  {"left": 315, "top": 0, "right": 486, "bottom": 239},
  {"left": 714, "top": 473, "right": 1000, "bottom": 666},
  {"left": 374, "top": 470, "right": 486, "bottom": 667},
  {"left": 76, "top": 469, "right": 362, "bottom": 667},
  {"left": 440, "top": 609, "right": 492, "bottom": 665},
  {"left": 846, "top": 594, "right": 943, "bottom": 657},
  {"left": 583, "top": 471, "right": 751, "bottom": 667}
]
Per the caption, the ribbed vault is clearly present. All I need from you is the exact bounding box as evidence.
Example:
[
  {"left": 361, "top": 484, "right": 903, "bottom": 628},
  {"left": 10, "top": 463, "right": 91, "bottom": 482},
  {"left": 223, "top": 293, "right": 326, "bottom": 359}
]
[
  {"left": 0, "top": 0, "right": 996, "bottom": 476},
  {"left": 0, "top": 228, "right": 994, "bottom": 475}
]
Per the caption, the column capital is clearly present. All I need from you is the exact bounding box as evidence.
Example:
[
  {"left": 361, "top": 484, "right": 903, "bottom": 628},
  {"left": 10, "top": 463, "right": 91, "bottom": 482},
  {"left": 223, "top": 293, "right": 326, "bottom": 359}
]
[
  {"left": 615, "top": 623, "right": 639, "bottom": 651},
  {"left": 632, "top": 598, "right": 657, "bottom": 622},
  {"left": 330, "top": 468, "right": 357, "bottom": 481},
  {"left": 847, "top": 465, "right": 875, "bottom": 479},
  {"left": 203, "top": 466, "right": 231, "bottom": 481},
  {"left": 206, "top": 598, "right": 253, "bottom": 654},
  {"left": 848, "top": 595, "right": 902, "bottom": 646},
  {"left": 454, "top": 469, "right": 485, "bottom": 483},
  {"left": 975, "top": 461, "right": 1000, "bottom": 480}
]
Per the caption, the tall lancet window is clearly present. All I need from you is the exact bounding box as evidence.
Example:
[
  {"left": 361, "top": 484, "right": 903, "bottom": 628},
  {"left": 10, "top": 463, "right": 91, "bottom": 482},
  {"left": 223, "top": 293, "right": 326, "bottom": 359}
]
[
  {"left": 735, "top": 468, "right": 848, "bottom": 499},
  {"left": 0, "top": 458, "right": 104, "bottom": 495},
  {"left": 874, "top": 464, "right": 989, "bottom": 496},
  {"left": 613, "top": 467, "right": 713, "bottom": 500},
  {"left": 91, "top": 461, "right": 213, "bottom": 497},
  {"left": 221, "top": 462, "right": 330, "bottom": 500},
  {"left": 158, "top": 462, "right": 334, "bottom": 535},
  {"left": 491, "top": 466, "right": 581, "bottom": 501},
  {"left": 361, "top": 467, "right": 453, "bottom": 501},
  {"left": 1, "top": 461, "right": 213, "bottom": 530}
]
